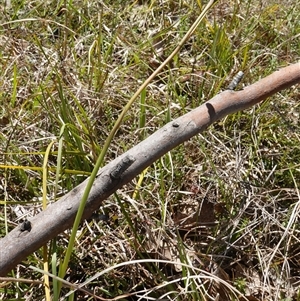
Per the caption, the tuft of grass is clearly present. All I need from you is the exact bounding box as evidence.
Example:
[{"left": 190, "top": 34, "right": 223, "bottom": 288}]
[{"left": 1, "top": 0, "right": 300, "bottom": 300}]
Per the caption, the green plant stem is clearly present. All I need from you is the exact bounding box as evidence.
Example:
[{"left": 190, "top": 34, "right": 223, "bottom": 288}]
[{"left": 57, "top": 0, "right": 218, "bottom": 294}]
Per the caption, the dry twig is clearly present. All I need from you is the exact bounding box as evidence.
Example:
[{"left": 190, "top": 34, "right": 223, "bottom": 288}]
[{"left": 0, "top": 62, "right": 299, "bottom": 276}]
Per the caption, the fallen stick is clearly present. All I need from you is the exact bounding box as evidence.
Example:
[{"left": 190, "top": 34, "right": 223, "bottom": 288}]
[{"left": 0, "top": 62, "right": 299, "bottom": 276}]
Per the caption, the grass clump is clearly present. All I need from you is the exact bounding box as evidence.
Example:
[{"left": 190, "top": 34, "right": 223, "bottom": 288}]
[{"left": 1, "top": 0, "right": 300, "bottom": 300}]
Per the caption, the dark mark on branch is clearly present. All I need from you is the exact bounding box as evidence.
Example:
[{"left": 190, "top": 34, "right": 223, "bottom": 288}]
[
  {"left": 110, "top": 155, "right": 135, "bottom": 180},
  {"left": 20, "top": 219, "right": 32, "bottom": 232}
]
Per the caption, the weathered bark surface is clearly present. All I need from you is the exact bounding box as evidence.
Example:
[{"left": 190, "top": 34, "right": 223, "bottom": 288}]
[{"left": 0, "top": 62, "right": 299, "bottom": 276}]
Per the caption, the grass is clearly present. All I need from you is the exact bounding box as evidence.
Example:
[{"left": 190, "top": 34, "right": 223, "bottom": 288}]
[{"left": 0, "top": 0, "right": 300, "bottom": 300}]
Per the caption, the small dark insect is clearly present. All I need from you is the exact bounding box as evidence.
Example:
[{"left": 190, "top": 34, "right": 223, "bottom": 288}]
[{"left": 20, "top": 219, "right": 32, "bottom": 232}]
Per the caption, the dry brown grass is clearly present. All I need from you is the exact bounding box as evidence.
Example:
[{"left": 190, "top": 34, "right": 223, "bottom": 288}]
[{"left": 1, "top": 0, "right": 300, "bottom": 300}]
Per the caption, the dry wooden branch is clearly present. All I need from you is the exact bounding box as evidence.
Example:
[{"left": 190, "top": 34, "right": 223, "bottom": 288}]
[{"left": 0, "top": 62, "right": 299, "bottom": 276}]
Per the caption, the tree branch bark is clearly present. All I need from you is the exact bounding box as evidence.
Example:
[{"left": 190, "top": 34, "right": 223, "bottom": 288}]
[{"left": 1, "top": 62, "right": 299, "bottom": 276}]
